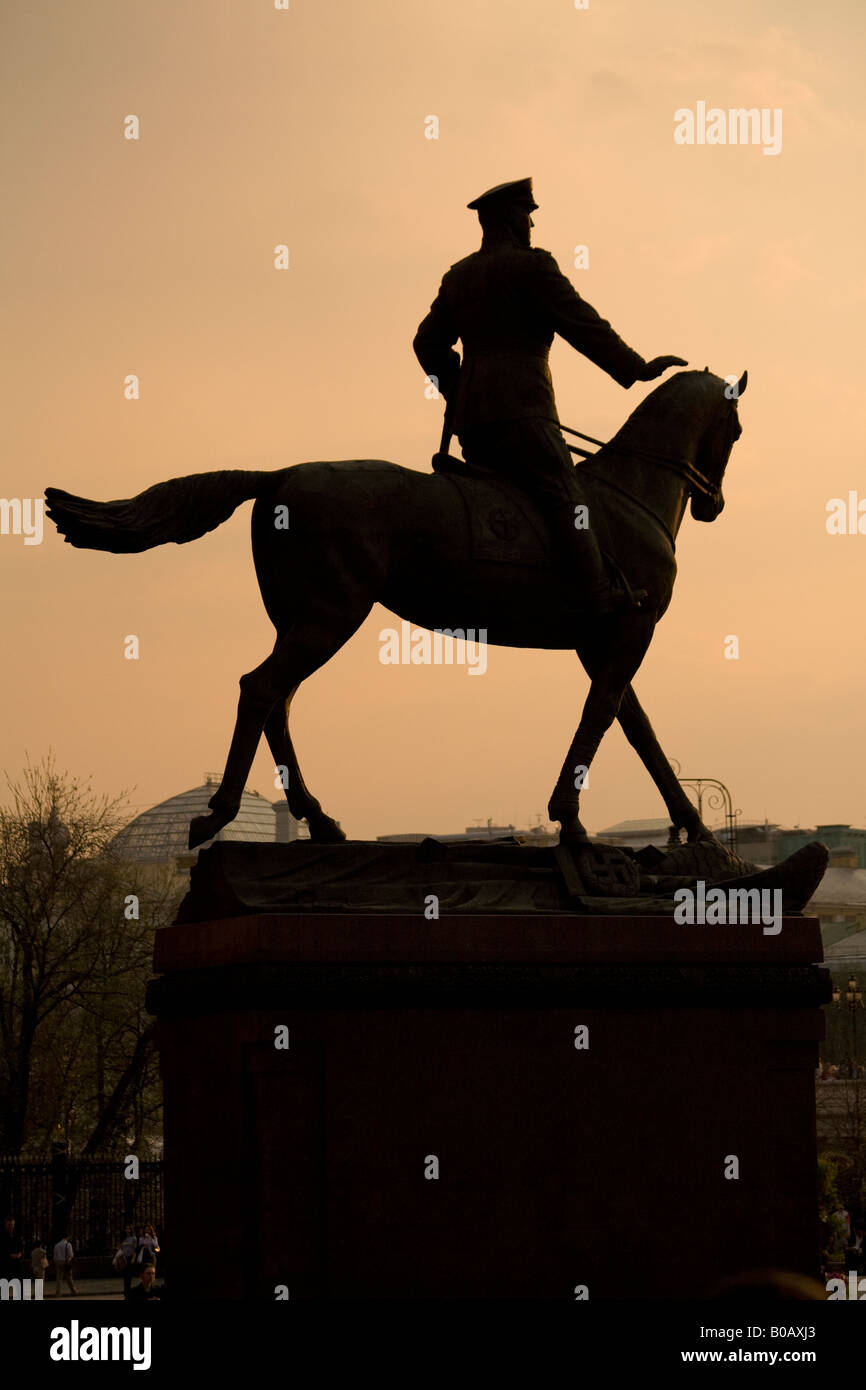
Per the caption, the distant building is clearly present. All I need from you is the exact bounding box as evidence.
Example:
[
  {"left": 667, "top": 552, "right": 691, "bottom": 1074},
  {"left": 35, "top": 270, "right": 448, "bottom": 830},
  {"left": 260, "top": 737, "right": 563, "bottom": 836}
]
[
  {"left": 594, "top": 817, "right": 782, "bottom": 859},
  {"left": 813, "top": 870, "right": 866, "bottom": 1078},
  {"left": 812, "top": 869, "right": 866, "bottom": 960},
  {"left": 378, "top": 819, "right": 557, "bottom": 846},
  {"left": 722, "top": 823, "right": 866, "bottom": 870},
  {"left": 594, "top": 818, "right": 674, "bottom": 851},
  {"left": 721, "top": 821, "right": 777, "bottom": 863},
  {"left": 782, "top": 825, "right": 866, "bottom": 869}
]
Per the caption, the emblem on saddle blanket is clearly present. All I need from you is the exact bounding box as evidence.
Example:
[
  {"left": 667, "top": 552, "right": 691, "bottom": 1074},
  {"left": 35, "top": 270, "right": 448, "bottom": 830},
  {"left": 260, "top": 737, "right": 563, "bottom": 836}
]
[{"left": 436, "top": 463, "right": 549, "bottom": 566}]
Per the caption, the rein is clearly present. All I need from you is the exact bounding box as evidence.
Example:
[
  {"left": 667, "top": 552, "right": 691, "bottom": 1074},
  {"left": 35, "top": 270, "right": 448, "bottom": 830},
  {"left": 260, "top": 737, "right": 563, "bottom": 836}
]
[{"left": 560, "top": 423, "right": 722, "bottom": 501}]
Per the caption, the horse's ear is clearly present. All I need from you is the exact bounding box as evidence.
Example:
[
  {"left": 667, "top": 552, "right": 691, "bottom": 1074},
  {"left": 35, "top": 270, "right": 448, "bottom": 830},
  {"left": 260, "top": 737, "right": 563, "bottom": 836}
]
[
  {"left": 703, "top": 366, "right": 709, "bottom": 372},
  {"left": 736, "top": 369, "right": 748, "bottom": 397}
]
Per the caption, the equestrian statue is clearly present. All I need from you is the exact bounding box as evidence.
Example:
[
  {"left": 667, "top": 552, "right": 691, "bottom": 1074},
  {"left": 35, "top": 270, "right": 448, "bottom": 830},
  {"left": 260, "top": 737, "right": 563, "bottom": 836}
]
[{"left": 45, "top": 178, "right": 746, "bottom": 853}]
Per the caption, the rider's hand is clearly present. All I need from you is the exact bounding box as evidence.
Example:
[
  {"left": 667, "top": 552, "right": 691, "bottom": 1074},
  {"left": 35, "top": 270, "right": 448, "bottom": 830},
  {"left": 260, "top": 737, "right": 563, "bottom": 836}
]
[{"left": 638, "top": 355, "right": 688, "bottom": 381}]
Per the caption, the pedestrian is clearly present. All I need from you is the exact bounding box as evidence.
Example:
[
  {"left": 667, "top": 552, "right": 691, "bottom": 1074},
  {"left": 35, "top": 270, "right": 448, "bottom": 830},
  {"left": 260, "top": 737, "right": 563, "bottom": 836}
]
[
  {"left": 116, "top": 1223, "right": 138, "bottom": 1299},
  {"left": 30, "top": 1237, "right": 49, "bottom": 1284},
  {"left": 845, "top": 1227, "right": 864, "bottom": 1274},
  {"left": 53, "top": 1233, "right": 78, "bottom": 1296},
  {"left": 136, "top": 1222, "right": 160, "bottom": 1273},
  {"left": 0, "top": 1216, "right": 23, "bottom": 1278},
  {"left": 129, "top": 1264, "right": 161, "bottom": 1301}
]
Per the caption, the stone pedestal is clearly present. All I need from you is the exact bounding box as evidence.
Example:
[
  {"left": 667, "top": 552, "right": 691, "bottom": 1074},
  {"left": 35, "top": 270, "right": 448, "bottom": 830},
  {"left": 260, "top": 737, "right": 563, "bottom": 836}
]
[{"left": 147, "top": 912, "right": 829, "bottom": 1300}]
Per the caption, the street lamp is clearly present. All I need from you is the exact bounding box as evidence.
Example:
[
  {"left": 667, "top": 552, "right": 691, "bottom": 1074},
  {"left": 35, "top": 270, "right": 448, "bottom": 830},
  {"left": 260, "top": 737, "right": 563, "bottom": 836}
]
[
  {"left": 833, "top": 975, "right": 864, "bottom": 1076},
  {"left": 667, "top": 764, "right": 741, "bottom": 852}
]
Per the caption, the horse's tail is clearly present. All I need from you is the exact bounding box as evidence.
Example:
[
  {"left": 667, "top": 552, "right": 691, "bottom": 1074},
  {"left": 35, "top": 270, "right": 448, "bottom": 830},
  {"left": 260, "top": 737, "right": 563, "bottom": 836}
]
[{"left": 44, "top": 469, "right": 267, "bottom": 553}]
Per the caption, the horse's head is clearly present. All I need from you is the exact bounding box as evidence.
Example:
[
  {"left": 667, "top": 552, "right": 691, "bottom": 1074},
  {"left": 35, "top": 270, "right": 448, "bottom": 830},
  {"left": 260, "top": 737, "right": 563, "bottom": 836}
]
[{"left": 689, "top": 369, "right": 747, "bottom": 522}]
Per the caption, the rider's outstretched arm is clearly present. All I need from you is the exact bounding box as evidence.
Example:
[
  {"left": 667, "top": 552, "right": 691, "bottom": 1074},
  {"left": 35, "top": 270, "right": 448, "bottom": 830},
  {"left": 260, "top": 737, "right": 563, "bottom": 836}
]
[{"left": 531, "top": 249, "right": 648, "bottom": 387}]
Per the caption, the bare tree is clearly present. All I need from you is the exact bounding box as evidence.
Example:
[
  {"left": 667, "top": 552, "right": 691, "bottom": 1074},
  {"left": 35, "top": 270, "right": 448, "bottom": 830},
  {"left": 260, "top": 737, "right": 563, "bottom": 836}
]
[{"left": 0, "top": 757, "right": 176, "bottom": 1155}]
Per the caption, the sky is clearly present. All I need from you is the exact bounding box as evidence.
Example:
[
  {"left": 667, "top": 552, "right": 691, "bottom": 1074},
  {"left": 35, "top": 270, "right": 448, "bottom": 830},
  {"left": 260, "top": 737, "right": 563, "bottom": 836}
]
[{"left": 1, "top": 0, "right": 865, "bottom": 841}]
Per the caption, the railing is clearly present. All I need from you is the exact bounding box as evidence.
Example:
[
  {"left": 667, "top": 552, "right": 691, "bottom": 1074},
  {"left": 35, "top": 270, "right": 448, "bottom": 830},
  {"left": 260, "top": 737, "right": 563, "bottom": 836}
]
[{"left": 0, "top": 1151, "right": 164, "bottom": 1255}]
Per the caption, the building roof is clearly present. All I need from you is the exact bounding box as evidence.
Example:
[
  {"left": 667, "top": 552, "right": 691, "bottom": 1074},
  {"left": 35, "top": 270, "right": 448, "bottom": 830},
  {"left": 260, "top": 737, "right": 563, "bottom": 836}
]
[
  {"left": 377, "top": 824, "right": 555, "bottom": 844},
  {"left": 596, "top": 818, "right": 673, "bottom": 836},
  {"left": 808, "top": 868, "right": 866, "bottom": 907},
  {"left": 113, "top": 777, "right": 280, "bottom": 862},
  {"left": 824, "top": 930, "right": 866, "bottom": 963}
]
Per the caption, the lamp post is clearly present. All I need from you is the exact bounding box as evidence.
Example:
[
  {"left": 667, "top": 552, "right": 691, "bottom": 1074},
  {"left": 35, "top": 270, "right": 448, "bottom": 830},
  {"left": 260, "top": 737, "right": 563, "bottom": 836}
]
[
  {"left": 832, "top": 975, "right": 863, "bottom": 1076},
  {"left": 832, "top": 975, "right": 864, "bottom": 1167},
  {"left": 668, "top": 763, "right": 741, "bottom": 851}
]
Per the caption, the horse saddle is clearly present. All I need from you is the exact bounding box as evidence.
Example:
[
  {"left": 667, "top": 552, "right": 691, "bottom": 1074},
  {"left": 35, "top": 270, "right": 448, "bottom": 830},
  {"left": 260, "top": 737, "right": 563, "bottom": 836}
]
[{"left": 432, "top": 452, "right": 549, "bottom": 567}]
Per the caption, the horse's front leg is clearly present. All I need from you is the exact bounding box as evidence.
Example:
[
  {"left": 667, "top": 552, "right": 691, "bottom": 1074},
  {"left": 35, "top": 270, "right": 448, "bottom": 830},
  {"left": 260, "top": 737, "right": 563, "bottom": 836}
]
[{"left": 548, "top": 618, "right": 652, "bottom": 843}]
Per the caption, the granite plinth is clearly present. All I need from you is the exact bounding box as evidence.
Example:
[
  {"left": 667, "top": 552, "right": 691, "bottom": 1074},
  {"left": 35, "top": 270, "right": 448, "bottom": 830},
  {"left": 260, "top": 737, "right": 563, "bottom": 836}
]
[{"left": 148, "top": 910, "right": 829, "bottom": 1301}]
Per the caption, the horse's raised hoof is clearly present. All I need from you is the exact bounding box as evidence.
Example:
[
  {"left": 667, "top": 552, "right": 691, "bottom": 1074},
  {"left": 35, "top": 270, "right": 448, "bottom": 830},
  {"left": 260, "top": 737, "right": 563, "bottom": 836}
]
[
  {"left": 307, "top": 813, "right": 347, "bottom": 844},
  {"left": 188, "top": 807, "right": 236, "bottom": 850}
]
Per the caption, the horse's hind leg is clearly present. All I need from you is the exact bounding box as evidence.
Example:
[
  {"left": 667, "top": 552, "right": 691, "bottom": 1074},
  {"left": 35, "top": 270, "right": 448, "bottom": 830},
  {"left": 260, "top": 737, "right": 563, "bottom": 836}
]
[
  {"left": 616, "top": 685, "right": 717, "bottom": 843},
  {"left": 264, "top": 689, "right": 345, "bottom": 843},
  {"left": 548, "top": 617, "right": 653, "bottom": 842},
  {"left": 189, "top": 607, "right": 370, "bottom": 850}
]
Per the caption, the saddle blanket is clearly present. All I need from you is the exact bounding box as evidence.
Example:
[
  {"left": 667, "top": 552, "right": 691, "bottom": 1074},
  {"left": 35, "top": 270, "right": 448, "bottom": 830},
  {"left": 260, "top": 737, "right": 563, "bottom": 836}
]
[{"left": 435, "top": 459, "right": 550, "bottom": 567}]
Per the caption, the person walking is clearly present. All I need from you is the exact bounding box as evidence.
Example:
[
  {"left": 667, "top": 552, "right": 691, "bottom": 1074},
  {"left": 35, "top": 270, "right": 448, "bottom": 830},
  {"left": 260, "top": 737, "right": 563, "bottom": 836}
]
[
  {"left": 53, "top": 1233, "right": 78, "bottom": 1296},
  {"left": 136, "top": 1222, "right": 160, "bottom": 1273},
  {"left": 118, "top": 1223, "right": 138, "bottom": 1299},
  {"left": 30, "top": 1237, "right": 49, "bottom": 1285},
  {"left": 0, "top": 1216, "right": 23, "bottom": 1278}
]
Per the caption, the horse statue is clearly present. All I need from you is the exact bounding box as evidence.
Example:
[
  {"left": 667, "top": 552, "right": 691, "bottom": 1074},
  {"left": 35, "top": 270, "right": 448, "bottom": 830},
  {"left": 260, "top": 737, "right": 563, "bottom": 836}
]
[{"left": 45, "top": 367, "right": 746, "bottom": 851}]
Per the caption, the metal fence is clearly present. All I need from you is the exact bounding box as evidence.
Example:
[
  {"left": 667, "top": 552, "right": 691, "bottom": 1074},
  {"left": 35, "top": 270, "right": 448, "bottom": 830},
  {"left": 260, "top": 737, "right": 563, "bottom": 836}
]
[{"left": 0, "top": 1150, "right": 164, "bottom": 1255}]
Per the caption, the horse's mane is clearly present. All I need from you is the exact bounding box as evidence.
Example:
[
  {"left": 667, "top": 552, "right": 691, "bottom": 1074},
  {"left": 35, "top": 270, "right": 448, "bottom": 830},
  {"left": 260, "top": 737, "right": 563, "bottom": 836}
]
[{"left": 603, "top": 369, "right": 726, "bottom": 455}]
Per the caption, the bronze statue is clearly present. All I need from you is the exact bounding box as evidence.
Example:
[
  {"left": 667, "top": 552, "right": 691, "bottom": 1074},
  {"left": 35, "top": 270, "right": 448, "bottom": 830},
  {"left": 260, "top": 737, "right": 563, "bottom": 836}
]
[
  {"left": 45, "top": 363, "right": 745, "bottom": 850},
  {"left": 414, "top": 178, "right": 687, "bottom": 613}
]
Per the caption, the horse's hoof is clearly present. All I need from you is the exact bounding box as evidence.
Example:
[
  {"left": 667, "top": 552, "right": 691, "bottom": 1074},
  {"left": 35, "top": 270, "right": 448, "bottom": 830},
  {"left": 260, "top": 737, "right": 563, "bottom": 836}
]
[
  {"left": 188, "top": 809, "right": 234, "bottom": 850},
  {"left": 188, "top": 816, "right": 212, "bottom": 850},
  {"left": 558, "top": 827, "right": 589, "bottom": 847},
  {"left": 554, "top": 814, "right": 589, "bottom": 847},
  {"left": 307, "top": 815, "right": 347, "bottom": 844},
  {"left": 687, "top": 826, "right": 721, "bottom": 846}
]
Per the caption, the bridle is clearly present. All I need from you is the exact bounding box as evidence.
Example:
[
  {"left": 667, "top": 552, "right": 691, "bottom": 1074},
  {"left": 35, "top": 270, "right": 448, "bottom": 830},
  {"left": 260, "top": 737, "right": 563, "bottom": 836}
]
[{"left": 561, "top": 418, "right": 732, "bottom": 504}]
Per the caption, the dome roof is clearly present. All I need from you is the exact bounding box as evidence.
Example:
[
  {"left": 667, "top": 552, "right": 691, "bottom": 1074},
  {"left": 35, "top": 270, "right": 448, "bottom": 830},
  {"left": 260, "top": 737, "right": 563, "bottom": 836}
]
[{"left": 113, "top": 776, "right": 280, "bottom": 862}]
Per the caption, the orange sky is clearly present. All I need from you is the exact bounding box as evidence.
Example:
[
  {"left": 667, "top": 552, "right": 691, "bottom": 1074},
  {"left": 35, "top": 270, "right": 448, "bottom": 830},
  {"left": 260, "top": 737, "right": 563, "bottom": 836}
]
[{"left": 2, "top": 0, "right": 865, "bottom": 840}]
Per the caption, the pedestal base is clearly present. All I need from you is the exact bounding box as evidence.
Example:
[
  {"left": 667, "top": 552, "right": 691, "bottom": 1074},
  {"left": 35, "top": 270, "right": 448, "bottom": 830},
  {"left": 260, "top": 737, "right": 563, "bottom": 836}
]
[{"left": 147, "top": 913, "right": 829, "bottom": 1300}]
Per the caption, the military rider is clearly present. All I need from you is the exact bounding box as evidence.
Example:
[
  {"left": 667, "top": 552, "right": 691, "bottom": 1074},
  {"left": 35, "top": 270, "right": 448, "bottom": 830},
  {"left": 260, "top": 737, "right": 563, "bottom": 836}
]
[{"left": 413, "top": 178, "right": 687, "bottom": 613}]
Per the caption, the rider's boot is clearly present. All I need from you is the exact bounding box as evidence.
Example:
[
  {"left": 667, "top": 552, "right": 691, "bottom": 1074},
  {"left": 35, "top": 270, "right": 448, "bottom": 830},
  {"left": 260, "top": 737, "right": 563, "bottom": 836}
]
[
  {"left": 587, "top": 577, "right": 646, "bottom": 615},
  {"left": 553, "top": 510, "right": 646, "bottom": 615}
]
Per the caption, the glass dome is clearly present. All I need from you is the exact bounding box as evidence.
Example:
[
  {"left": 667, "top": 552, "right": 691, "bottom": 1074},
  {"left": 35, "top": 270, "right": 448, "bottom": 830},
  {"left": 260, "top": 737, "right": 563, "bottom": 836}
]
[{"left": 113, "top": 776, "right": 283, "bottom": 863}]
